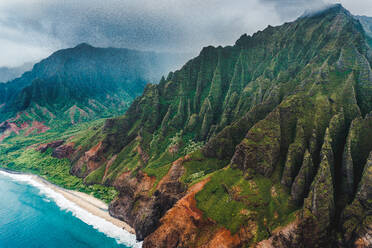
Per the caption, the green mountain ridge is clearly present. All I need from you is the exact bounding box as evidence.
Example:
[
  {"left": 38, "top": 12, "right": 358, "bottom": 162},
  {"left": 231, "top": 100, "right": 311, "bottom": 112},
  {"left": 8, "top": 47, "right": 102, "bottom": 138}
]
[
  {"left": 1, "top": 4, "right": 372, "bottom": 248},
  {"left": 0, "top": 44, "right": 188, "bottom": 136}
]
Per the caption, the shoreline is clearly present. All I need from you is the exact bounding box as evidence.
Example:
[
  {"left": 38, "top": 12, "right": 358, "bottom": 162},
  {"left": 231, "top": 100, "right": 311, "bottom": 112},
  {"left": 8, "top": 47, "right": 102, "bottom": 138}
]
[{"left": 0, "top": 168, "right": 138, "bottom": 243}]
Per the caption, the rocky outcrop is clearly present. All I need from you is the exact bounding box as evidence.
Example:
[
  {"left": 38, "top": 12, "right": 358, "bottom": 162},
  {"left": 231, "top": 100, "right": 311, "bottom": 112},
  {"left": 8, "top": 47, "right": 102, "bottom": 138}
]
[
  {"left": 37, "top": 140, "right": 65, "bottom": 153},
  {"left": 109, "top": 170, "right": 157, "bottom": 240},
  {"left": 341, "top": 151, "right": 372, "bottom": 247},
  {"left": 281, "top": 123, "right": 306, "bottom": 188},
  {"left": 72, "top": 141, "right": 106, "bottom": 176},
  {"left": 143, "top": 179, "right": 211, "bottom": 248},
  {"left": 231, "top": 109, "right": 281, "bottom": 177},
  {"left": 0, "top": 121, "right": 11, "bottom": 133},
  {"left": 302, "top": 128, "right": 335, "bottom": 247},
  {"left": 0, "top": 119, "right": 50, "bottom": 143},
  {"left": 144, "top": 176, "right": 260, "bottom": 248},
  {"left": 290, "top": 150, "right": 314, "bottom": 206},
  {"left": 109, "top": 156, "right": 188, "bottom": 241},
  {"left": 52, "top": 142, "right": 75, "bottom": 159},
  {"left": 256, "top": 218, "right": 302, "bottom": 248},
  {"left": 36, "top": 140, "right": 76, "bottom": 159}
]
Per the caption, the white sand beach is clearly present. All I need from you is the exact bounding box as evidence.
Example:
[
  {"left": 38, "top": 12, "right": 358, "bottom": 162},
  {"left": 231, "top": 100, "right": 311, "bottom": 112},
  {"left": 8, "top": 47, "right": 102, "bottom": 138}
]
[
  {"left": 0, "top": 169, "right": 141, "bottom": 248},
  {"left": 34, "top": 175, "right": 136, "bottom": 234}
]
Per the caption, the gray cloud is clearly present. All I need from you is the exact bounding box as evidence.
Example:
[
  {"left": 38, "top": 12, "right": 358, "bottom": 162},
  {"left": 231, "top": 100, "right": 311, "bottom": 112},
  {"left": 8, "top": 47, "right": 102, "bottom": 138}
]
[
  {"left": 0, "top": 0, "right": 371, "bottom": 67},
  {"left": 261, "top": 0, "right": 328, "bottom": 20}
]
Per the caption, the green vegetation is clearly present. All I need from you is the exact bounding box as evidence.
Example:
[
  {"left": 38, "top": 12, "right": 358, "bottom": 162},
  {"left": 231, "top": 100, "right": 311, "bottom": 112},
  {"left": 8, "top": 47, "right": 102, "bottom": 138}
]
[
  {"left": 196, "top": 166, "right": 296, "bottom": 241},
  {"left": 0, "top": 119, "right": 117, "bottom": 203},
  {"left": 0, "top": 148, "right": 117, "bottom": 203},
  {"left": 181, "top": 150, "right": 228, "bottom": 185}
]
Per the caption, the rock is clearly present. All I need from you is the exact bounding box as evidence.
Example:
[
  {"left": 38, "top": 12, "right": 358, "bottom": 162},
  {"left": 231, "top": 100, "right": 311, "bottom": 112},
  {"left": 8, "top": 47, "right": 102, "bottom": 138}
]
[
  {"left": 0, "top": 121, "right": 11, "bottom": 133},
  {"left": 52, "top": 142, "right": 75, "bottom": 159},
  {"left": 340, "top": 128, "right": 355, "bottom": 204},
  {"left": 290, "top": 150, "right": 314, "bottom": 206},
  {"left": 109, "top": 170, "right": 156, "bottom": 240},
  {"left": 341, "top": 151, "right": 372, "bottom": 247},
  {"left": 231, "top": 109, "right": 281, "bottom": 177},
  {"left": 302, "top": 128, "right": 335, "bottom": 247},
  {"left": 143, "top": 178, "right": 244, "bottom": 248},
  {"left": 256, "top": 217, "right": 302, "bottom": 248},
  {"left": 281, "top": 124, "right": 306, "bottom": 188},
  {"left": 142, "top": 179, "right": 209, "bottom": 248},
  {"left": 71, "top": 141, "right": 105, "bottom": 176},
  {"left": 37, "top": 140, "right": 64, "bottom": 153},
  {"left": 109, "top": 156, "right": 188, "bottom": 241}
]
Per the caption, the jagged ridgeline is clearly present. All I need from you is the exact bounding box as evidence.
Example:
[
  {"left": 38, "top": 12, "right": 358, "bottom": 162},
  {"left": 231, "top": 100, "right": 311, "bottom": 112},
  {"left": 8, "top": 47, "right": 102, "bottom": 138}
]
[
  {"left": 40, "top": 5, "right": 372, "bottom": 247},
  {"left": 0, "top": 43, "right": 186, "bottom": 126}
]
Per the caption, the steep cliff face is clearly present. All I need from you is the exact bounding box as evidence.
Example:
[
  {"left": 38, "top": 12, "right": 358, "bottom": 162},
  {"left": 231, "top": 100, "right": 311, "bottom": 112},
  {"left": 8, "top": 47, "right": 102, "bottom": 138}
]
[
  {"left": 20, "top": 4, "right": 372, "bottom": 247},
  {"left": 109, "top": 156, "right": 188, "bottom": 240}
]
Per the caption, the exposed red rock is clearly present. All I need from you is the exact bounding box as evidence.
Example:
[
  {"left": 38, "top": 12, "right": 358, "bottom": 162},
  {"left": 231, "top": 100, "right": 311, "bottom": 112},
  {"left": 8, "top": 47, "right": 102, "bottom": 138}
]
[
  {"left": 144, "top": 175, "right": 258, "bottom": 248},
  {"left": 156, "top": 155, "right": 189, "bottom": 193},
  {"left": 102, "top": 155, "right": 118, "bottom": 182},
  {"left": 256, "top": 217, "right": 301, "bottom": 248},
  {"left": 143, "top": 178, "right": 210, "bottom": 248},
  {"left": 72, "top": 141, "right": 106, "bottom": 175},
  {"left": 24, "top": 121, "right": 50, "bottom": 136},
  {"left": 205, "top": 228, "right": 242, "bottom": 248},
  {"left": 0, "top": 118, "right": 50, "bottom": 143},
  {"left": 109, "top": 155, "right": 190, "bottom": 241},
  {"left": 37, "top": 140, "right": 65, "bottom": 153},
  {"left": 52, "top": 142, "right": 76, "bottom": 159}
]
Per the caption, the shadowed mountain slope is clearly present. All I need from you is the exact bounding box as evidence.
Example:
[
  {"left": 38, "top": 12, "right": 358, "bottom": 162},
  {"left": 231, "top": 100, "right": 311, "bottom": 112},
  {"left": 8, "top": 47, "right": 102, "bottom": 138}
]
[{"left": 0, "top": 44, "right": 187, "bottom": 139}]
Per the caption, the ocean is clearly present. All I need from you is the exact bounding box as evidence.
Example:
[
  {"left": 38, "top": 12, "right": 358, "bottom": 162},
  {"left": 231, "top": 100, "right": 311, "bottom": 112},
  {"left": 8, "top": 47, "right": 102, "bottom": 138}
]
[{"left": 0, "top": 171, "right": 141, "bottom": 248}]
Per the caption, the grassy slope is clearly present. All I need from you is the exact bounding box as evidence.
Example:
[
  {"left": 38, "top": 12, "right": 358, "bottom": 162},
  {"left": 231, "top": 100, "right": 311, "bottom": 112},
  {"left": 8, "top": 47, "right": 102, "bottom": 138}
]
[{"left": 0, "top": 119, "right": 117, "bottom": 203}]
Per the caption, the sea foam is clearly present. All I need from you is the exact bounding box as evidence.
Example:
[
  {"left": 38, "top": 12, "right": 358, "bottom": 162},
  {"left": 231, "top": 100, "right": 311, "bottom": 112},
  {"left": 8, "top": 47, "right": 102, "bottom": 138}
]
[{"left": 0, "top": 170, "right": 142, "bottom": 248}]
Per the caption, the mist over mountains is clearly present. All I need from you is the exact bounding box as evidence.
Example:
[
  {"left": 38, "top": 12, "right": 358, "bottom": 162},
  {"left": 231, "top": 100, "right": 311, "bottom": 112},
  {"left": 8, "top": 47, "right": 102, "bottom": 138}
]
[
  {"left": 0, "top": 63, "right": 33, "bottom": 83},
  {"left": 0, "top": 43, "right": 189, "bottom": 127}
]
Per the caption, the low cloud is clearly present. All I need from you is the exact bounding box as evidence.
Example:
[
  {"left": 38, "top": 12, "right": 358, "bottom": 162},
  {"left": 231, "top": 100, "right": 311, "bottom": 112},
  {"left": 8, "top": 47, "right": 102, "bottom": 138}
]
[{"left": 0, "top": 0, "right": 371, "bottom": 67}]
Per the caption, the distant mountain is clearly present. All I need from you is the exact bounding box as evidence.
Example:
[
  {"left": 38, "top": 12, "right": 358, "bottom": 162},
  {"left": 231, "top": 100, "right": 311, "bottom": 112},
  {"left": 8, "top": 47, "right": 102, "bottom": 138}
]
[
  {"left": 0, "top": 63, "right": 33, "bottom": 83},
  {"left": 0, "top": 43, "right": 189, "bottom": 128}
]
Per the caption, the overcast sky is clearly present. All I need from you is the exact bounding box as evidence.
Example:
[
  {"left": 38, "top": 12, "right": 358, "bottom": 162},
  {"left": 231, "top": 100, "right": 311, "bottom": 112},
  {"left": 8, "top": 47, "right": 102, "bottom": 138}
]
[{"left": 0, "top": 0, "right": 372, "bottom": 68}]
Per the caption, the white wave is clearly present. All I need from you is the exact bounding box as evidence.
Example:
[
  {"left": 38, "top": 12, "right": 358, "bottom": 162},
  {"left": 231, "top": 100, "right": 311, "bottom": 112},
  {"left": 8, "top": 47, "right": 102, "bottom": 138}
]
[{"left": 0, "top": 170, "right": 142, "bottom": 248}]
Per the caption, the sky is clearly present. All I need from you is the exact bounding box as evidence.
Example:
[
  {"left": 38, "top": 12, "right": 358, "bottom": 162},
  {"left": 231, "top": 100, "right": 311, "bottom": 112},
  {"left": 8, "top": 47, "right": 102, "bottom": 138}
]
[{"left": 0, "top": 0, "right": 372, "bottom": 68}]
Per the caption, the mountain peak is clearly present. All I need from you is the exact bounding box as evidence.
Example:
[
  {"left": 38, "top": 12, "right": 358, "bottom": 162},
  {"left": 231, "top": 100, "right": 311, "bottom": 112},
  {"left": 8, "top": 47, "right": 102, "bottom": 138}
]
[
  {"left": 300, "top": 3, "right": 350, "bottom": 19},
  {"left": 74, "top": 43, "right": 94, "bottom": 49},
  {"left": 235, "top": 4, "right": 356, "bottom": 49}
]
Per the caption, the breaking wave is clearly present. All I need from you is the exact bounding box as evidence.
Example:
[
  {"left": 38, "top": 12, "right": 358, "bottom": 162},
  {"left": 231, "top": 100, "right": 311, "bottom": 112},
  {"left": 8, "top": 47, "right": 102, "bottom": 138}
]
[{"left": 0, "top": 170, "right": 142, "bottom": 248}]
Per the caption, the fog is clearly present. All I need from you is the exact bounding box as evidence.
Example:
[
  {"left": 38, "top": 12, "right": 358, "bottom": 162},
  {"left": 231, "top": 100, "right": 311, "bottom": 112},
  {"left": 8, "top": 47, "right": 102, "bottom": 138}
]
[{"left": 0, "top": 0, "right": 371, "bottom": 67}]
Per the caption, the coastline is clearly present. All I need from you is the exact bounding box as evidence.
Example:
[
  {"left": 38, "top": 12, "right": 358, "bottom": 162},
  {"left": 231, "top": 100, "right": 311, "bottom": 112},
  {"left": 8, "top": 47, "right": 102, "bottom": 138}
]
[{"left": 0, "top": 168, "right": 140, "bottom": 247}]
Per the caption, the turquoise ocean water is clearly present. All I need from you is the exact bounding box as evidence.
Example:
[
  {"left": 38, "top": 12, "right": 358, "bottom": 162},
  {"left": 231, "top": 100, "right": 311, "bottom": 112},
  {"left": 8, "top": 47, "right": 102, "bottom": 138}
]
[{"left": 0, "top": 171, "right": 141, "bottom": 248}]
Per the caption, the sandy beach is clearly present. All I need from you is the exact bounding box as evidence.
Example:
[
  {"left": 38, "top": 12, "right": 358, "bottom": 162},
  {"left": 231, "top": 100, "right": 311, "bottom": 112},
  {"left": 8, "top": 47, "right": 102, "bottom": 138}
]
[
  {"left": 33, "top": 175, "right": 136, "bottom": 234},
  {"left": 0, "top": 169, "right": 135, "bottom": 235}
]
